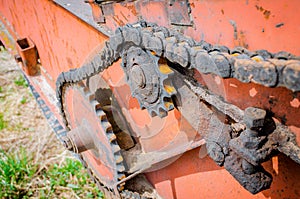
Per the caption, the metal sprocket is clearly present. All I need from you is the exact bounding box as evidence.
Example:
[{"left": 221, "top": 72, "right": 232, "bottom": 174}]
[
  {"left": 121, "top": 46, "right": 176, "bottom": 117},
  {"left": 62, "top": 81, "right": 126, "bottom": 190}
]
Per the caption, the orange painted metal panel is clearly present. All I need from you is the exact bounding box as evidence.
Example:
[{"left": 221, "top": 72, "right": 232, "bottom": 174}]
[
  {"left": 1, "top": 0, "right": 300, "bottom": 198},
  {"left": 186, "top": 0, "right": 300, "bottom": 54},
  {"left": 146, "top": 149, "right": 300, "bottom": 199},
  {"left": 0, "top": 0, "right": 108, "bottom": 88},
  {"left": 89, "top": 0, "right": 300, "bottom": 55}
]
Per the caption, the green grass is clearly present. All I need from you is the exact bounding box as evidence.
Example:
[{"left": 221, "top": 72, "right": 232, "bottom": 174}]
[
  {"left": 0, "top": 113, "right": 7, "bottom": 130},
  {"left": 14, "top": 75, "right": 28, "bottom": 88},
  {"left": 0, "top": 149, "right": 103, "bottom": 198},
  {"left": 44, "top": 158, "right": 103, "bottom": 198},
  {"left": 0, "top": 148, "right": 37, "bottom": 198},
  {"left": 20, "top": 97, "right": 27, "bottom": 104}
]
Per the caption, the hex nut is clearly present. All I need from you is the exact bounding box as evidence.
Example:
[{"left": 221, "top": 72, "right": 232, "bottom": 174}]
[{"left": 244, "top": 107, "right": 266, "bottom": 130}]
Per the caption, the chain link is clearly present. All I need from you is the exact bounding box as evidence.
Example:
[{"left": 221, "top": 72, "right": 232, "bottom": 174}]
[{"left": 55, "top": 22, "right": 300, "bottom": 198}]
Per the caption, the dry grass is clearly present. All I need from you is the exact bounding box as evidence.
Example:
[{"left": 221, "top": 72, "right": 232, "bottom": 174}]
[{"left": 0, "top": 49, "right": 102, "bottom": 198}]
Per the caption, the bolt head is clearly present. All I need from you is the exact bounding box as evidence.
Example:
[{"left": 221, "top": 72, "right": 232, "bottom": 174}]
[{"left": 244, "top": 107, "right": 266, "bottom": 130}]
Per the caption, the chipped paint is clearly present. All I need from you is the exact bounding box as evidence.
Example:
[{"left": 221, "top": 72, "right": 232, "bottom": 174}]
[
  {"left": 229, "top": 83, "right": 238, "bottom": 88},
  {"left": 290, "top": 98, "right": 300, "bottom": 108},
  {"left": 272, "top": 156, "right": 279, "bottom": 175},
  {"left": 249, "top": 87, "right": 257, "bottom": 97},
  {"left": 255, "top": 5, "right": 271, "bottom": 20}
]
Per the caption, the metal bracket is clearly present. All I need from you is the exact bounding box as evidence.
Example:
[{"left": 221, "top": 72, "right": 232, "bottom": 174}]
[
  {"left": 16, "top": 37, "right": 39, "bottom": 76},
  {"left": 168, "top": 0, "right": 193, "bottom": 26}
]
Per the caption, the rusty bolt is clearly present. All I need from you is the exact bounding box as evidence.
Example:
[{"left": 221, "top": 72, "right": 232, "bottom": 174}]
[{"left": 244, "top": 107, "right": 266, "bottom": 130}]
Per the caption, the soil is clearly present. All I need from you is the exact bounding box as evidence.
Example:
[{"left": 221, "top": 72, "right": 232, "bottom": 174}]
[{"left": 0, "top": 48, "right": 68, "bottom": 163}]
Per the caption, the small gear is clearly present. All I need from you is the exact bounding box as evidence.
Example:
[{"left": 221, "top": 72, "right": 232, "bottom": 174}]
[{"left": 121, "top": 46, "right": 176, "bottom": 117}]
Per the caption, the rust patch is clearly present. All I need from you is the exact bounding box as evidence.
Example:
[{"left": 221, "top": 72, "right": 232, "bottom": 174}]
[
  {"left": 66, "top": 57, "right": 73, "bottom": 67},
  {"left": 16, "top": 38, "right": 39, "bottom": 76},
  {"left": 112, "top": 15, "right": 125, "bottom": 27},
  {"left": 255, "top": 5, "right": 271, "bottom": 19},
  {"left": 127, "top": 5, "right": 138, "bottom": 16}
]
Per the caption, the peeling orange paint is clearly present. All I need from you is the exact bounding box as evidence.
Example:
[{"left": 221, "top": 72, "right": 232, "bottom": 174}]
[
  {"left": 290, "top": 98, "right": 300, "bottom": 108},
  {"left": 249, "top": 87, "right": 257, "bottom": 97}
]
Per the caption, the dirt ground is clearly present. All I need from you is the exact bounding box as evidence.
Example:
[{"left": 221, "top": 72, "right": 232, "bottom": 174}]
[
  {"left": 0, "top": 48, "right": 68, "bottom": 169},
  {"left": 0, "top": 49, "right": 103, "bottom": 198},
  {"left": 0, "top": 48, "right": 67, "bottom": 195}
]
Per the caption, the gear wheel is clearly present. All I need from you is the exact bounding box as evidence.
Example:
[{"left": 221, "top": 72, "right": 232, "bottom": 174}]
[
  {"left": 62, "top": 81, "right": 126, "bottom": 190},
  {"left": 121, "top": 46, "right": 176, "bottom": 117}
]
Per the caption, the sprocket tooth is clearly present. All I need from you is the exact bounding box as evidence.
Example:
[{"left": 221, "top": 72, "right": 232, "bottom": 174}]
[
  {"left": 62, "top": 83, "right": 127, "bottom": 191},
  {"left": 88, "top": 93, "right": 96, "bottom": 102},
  {"left": 118, "top": 176, "right": 126, "bottom": 188},
  {"left": 103, "top": 122, "right": 113, "bottom": 133},
  {"left": 164, "top": 101, "right": 175, "bottom": 111},
  {"left": 159, "top": 63, "right": 174, "bottom": 75},
  {"left": 91, "top": 100, "right": 99, "bottom": 110},
  {"left": 150, "top": 110, "right": 157, "bottom": 117},
  {"left": 107, "top": 132, "right": 117, "bottom": 142},
  {"left": 117, "top": 165, "right": 126, "bottom": 172},
  {"left": 158, "top": 106, "right": 168, "bottom": 118},
  {"left": 164, "top": 84, "right": 176, "bottom": 96},
  {"left": 115, "top": 155, "right": 124, "bottom": 164},
  {"left": 111, "top": 143, "right": 121, "bottom": 153},
  {"left": 96, "top": 108, "right": 107, "bottom": 120},
  {"left": 118, "top": 182, "right": 126, "bottom": 191}
]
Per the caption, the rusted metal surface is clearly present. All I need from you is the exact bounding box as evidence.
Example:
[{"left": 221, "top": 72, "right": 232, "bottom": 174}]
[
  {"left": 62, "top": 0, "right": 300, "bottom": 55},
  {"left": 121, "top": 46, "right": 175, "bottom": 117},
  {"left": 16, "top": 37, "right": 39, "bottom": 76},
  {"left": 168, "top": 0, "right": 192, "bottom": 26},
  {"left": 0, "top": 0, "right": 108, "bottom": 89},
  {"left": 226, "top": 108, "right": 275, "bottom": 194},
  {"left": 63, "top": 82, "right": 126, "bottom": 190},
  {"left": 54, "top": 21, "right": 300, "bottom": 197},
  {"left": 86, "top": 1, "right": 106, "bottom": 24},
  {"left": 1, "top": 0, "right": 300, "bottom": 198}
]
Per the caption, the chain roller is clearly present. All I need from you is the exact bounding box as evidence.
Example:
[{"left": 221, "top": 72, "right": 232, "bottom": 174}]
[{"left": 55, "top": 21, "right": 300, "bottom": 198}]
